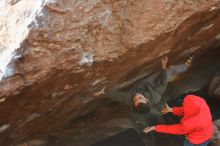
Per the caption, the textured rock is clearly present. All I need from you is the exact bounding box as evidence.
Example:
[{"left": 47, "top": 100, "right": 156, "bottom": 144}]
[
  {"left": 0, "top": 0, "right": 45, "bottom": 79},
  {"left": 213, "top": 120, "right": 220, "bottom": 146},
  {"left": 16, "top": 139, "right": 46, "bottom": 146},
  {"left": 0, "top": 0, "right": 220, "bottom": 145},
  {"left": 209, "top": 74, "right": 220, "bottom": 100}
]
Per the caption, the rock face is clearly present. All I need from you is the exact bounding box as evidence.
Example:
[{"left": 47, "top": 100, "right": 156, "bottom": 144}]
[
  {"left": 209, "top": 74, "right": 220, "bottom": 100},
  {"left": 0, "top": 0, "right": 220, "bottom": 145}
]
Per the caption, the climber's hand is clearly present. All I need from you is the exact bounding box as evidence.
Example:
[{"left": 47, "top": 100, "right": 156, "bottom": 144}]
[
  {"left": 143, "top": 126, "right": 155, "bottom": 134},
  {"left": 161, "top": 103, "right": 172, "bottom": 114}
]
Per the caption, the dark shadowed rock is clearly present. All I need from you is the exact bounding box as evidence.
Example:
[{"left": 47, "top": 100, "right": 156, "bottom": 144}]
[{"left": 209, "top": 74, "right": 220, "bottom": 100}]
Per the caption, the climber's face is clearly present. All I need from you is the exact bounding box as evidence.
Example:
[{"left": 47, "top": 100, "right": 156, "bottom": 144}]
[{"left": 133, "top": 93, "right": 149, "bottom": 107}]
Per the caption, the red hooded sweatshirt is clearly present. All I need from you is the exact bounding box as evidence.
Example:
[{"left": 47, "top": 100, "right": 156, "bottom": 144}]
[{"left": 155, "top": 95, "right": 213, "bottom": 144}]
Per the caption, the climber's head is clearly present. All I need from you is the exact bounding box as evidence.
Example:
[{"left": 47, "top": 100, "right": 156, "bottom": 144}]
[{"left": 133, "top": 93, "right": 150, "bottom": 114}]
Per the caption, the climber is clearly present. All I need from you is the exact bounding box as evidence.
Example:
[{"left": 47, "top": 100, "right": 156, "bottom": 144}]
[
  {"left": 143, "top": 95, "right": 213, "bottom": 146},
  {"left": 100, "top": 54, "right": 193, "bottom": 114}
]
